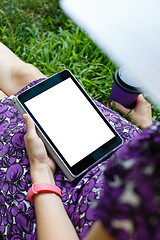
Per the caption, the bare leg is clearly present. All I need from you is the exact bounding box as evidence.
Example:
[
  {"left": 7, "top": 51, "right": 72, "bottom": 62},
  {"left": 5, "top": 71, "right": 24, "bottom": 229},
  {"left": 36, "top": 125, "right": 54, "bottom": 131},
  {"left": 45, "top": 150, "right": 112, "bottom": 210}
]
[{"left": 0, "top": 43, "right": 46, "bottom": 98}]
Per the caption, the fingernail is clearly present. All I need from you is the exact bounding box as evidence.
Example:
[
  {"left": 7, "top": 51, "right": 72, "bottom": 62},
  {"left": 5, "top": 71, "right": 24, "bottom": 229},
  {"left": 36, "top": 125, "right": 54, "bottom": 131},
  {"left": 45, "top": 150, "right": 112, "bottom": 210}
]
[{"left": 107, "top": 101, "right": 113, "bottom": 108}]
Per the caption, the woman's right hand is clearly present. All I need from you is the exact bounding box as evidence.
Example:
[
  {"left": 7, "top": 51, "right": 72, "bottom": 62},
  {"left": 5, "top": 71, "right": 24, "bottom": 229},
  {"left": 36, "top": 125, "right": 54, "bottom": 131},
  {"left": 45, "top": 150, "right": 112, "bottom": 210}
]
[
  {"left": 110, "top": 94, "right": 153, "bottom": 130},
  {"left": 23, "top": 114, "right": 56, "bottom": 184}
]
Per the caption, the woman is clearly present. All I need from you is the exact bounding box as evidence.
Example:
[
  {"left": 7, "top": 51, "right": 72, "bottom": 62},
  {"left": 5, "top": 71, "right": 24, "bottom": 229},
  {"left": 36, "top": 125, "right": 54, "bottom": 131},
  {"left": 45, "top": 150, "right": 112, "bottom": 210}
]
[{"left": 0, "top": 42, "right": 154, "bottom": 240}]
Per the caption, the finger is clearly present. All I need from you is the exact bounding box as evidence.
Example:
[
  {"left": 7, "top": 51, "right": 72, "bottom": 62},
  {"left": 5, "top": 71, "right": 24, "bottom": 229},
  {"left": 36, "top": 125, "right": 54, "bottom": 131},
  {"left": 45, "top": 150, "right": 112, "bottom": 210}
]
[
  {"left": 111, "top": 101, "right": 130, "bottom": 115},
  {"left": 23, "top": 114, "right": 36, "bottom": 136},
  {"left": 135, "top": 95, "right": 151, "bottom": 111},
  {"left": 136, "top": 94, "right": 148, "bottom": 104}
]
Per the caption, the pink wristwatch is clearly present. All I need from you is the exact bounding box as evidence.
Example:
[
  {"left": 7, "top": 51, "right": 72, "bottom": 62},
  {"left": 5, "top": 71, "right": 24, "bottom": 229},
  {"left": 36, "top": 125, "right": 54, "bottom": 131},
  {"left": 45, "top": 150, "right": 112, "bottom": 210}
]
[{"left": 27, "top": 183, "right": 63, "bottom": 203}]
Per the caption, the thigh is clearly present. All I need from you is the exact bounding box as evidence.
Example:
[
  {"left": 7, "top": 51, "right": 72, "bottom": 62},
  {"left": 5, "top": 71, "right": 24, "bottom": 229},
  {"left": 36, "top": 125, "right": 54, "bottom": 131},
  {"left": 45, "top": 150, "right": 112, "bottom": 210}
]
[
  {"left": 93, "top": 99, "right": 141, "bottom": 142},
  {"left": 0, "top": 79, "right": 46, "bottom": 239}
]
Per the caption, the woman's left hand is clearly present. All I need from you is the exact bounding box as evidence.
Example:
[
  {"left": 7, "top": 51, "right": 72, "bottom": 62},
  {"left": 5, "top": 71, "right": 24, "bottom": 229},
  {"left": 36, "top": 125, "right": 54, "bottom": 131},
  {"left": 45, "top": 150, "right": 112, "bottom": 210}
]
[{"left": 23, "top": 114, "right": 56, "bottom": 184}]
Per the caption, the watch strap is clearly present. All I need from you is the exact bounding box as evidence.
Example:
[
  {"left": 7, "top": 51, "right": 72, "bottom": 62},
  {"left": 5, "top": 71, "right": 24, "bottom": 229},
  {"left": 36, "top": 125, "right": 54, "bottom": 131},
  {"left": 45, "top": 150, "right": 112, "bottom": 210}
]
[{"left": 27, "top": 183, "right": 63, "bottom": 203}]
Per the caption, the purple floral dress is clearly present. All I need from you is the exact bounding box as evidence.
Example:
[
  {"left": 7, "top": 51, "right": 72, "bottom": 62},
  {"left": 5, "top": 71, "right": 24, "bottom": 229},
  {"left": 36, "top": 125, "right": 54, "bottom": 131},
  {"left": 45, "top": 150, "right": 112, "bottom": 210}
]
[
  {"left": 0, "top": 78, "right": 140, "bottom": 240},
  {"left": 95, "top": 121, "right": 160, "bottom": 240}
]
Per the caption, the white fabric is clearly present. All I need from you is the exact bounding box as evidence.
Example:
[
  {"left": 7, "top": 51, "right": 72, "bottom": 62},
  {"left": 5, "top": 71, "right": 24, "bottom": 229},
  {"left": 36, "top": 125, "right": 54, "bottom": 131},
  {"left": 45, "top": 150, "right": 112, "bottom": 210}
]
[{"left": 60, "top": 0, "right": 160, "bottom": 106}]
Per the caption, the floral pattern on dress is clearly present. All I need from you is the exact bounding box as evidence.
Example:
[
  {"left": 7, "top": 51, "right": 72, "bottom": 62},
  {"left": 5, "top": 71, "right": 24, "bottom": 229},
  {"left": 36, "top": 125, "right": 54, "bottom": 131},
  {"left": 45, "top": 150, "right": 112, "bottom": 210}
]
[
  {"left": 95, "top": 120, "right": 160, "bottom": 240},
  {"left": 0, "top": 78, "right": 140, "bottom": 239}
]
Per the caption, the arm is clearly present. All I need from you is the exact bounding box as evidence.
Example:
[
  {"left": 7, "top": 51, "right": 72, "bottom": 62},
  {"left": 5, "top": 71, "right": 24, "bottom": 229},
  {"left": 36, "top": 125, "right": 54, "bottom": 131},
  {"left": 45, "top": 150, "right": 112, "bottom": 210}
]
[
  {"left": 85, "top": 221, "right": 115, "bottom": 240},
  {"left": 110, "top": 94, "right": 152, "bottom": 130},
  {"left": 23, "top": 114, "right": 79, "bottom": 240}
]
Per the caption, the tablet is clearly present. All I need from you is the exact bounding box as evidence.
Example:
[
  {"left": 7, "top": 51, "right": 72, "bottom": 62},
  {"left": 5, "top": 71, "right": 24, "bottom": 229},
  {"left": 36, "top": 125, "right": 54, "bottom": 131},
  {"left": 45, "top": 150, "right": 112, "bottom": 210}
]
[{"left": 11, "top": 70, "right": 123, "bottom": 181}]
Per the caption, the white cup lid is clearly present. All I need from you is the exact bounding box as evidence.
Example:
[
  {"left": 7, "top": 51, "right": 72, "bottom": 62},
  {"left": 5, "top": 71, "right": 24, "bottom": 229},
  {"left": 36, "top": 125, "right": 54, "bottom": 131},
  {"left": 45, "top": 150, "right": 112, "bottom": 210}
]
[{"left": 119, "top": 67, "right": 143, "bottom": 88}]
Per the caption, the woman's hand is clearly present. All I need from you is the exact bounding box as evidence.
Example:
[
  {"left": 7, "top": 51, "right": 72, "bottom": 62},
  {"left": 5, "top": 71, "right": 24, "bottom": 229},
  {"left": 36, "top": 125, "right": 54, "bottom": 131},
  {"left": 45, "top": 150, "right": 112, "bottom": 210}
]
[
  {"left": 110, "top": 94, "right": 153, "bottom": 130},
  {"left": 23, "top": 114, "right": 56, "bottom": 184},
  {"left": 23, "top": 114, "right": 79, "bottom": 240}
]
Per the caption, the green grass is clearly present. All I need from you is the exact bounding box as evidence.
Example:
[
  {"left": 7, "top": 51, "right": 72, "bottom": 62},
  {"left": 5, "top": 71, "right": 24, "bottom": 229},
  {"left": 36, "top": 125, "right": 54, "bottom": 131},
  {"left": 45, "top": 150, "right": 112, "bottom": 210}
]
[{"left": 1, "top": 0, "right": 160, "bottom": 120}]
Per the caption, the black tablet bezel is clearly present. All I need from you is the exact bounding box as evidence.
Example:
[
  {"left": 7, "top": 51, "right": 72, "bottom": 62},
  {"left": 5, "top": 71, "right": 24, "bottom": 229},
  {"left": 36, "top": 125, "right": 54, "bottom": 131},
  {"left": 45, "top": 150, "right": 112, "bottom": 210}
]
[{"left": 18, "top": 70, "right": 122, "bottom": 176}]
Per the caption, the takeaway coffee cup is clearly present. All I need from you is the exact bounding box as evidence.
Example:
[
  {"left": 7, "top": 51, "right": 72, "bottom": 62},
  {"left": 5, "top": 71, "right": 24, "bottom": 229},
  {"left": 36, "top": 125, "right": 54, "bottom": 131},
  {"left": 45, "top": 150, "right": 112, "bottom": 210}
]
[{"left": 108, "top": 67, "right": 143, "bottom": 108}]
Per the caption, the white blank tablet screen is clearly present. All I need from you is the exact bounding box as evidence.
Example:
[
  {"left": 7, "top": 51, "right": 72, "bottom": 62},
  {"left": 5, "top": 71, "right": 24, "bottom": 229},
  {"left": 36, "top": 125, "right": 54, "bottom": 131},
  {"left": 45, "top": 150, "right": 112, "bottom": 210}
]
[{"left": 25, "top": 78, "right": 115, "bottom": 166}]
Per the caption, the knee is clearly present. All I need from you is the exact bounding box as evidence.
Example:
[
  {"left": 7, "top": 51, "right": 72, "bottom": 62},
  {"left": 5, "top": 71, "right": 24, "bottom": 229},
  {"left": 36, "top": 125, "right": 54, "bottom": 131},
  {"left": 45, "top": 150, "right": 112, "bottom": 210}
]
[{"left": 13, "top": 62, "right": 46, "bottom": 84}]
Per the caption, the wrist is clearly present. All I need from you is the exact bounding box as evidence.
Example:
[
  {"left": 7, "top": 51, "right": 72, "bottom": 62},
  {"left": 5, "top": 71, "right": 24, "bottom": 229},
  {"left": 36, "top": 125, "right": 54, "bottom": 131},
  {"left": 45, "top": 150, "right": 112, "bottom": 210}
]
[{"left": 30, "top": 164, "right": 55, "bottom": 185}]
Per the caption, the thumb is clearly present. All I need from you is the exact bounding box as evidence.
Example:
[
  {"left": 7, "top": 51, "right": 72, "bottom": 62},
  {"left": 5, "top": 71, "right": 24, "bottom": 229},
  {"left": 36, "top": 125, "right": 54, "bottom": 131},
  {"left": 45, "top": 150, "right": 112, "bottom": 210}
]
[
  {"left": 23, "top": 114, "right": 36, "bottom": 136},
  {"left": 110, "top": 101, "right": 130, "bottom": 115}
]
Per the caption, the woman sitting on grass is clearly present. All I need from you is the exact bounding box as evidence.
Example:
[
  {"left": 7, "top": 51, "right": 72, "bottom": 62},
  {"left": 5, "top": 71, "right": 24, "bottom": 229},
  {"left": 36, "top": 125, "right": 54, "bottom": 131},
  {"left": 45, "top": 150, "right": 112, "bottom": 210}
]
[{"left": 1, "top": 42, "right": 159, "bottom": 240}]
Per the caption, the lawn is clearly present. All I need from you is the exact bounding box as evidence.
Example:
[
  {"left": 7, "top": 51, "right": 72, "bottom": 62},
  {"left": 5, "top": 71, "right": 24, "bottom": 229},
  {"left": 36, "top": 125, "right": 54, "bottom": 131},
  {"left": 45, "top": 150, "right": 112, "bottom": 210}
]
[{"left": 0, "top": 0, "right": 160, "bottom": 120}]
